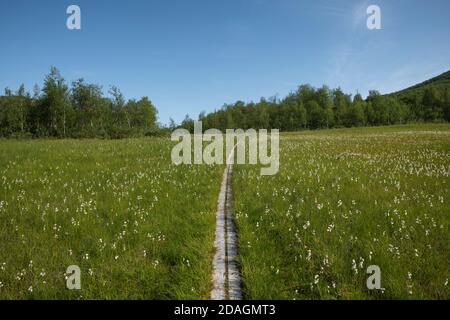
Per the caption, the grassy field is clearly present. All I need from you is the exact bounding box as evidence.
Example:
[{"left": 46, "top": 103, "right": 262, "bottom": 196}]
[
  {"left": 233, "top": 124, "right": 450, "bottom": 299},
  {"left": 0, "top": 124, "right": 449, "bottom": 300},
  {"left": 0, "top": 138, "right": 223, "bottom": 299}
]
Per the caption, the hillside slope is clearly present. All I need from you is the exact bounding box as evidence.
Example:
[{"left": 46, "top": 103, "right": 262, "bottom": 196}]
[{"left": 388, "top": 70, "right": 450, "bottom": 99}]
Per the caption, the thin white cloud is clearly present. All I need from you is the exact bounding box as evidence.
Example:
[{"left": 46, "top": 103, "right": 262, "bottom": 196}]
[{"left": 352, "top": 0, "right": 371, "bottom": 29}]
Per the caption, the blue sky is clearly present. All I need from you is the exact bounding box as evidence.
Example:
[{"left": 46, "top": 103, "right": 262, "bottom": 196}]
[{"left": 1, "top": 0, "right": 449, "bottom": 124}]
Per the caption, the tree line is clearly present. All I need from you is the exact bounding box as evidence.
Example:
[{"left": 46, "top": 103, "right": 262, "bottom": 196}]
[
  {"left": 180, "top": 84, "right": 450, "bottom": 132},
  {"left": 2, "top": 68, "right": 449, "bottom": 138},
  {"left": 0, "top": 67, "right": 158, "bottom": 138}
]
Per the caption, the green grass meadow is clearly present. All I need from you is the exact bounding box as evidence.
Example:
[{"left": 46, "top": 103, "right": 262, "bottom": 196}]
[
  {"left": 0, "top": 138, "right": 223, "bottom": 299},
  {"left": 0, "top": 124, "right": 449, "bottom": 299},
  {"left": 234, "top": 124, "right": 450, "bottom": 299}
]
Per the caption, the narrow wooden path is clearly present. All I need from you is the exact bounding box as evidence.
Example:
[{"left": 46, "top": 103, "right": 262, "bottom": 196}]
[{"left": 210, "top": 150, "right": 242, "bottom": 300}]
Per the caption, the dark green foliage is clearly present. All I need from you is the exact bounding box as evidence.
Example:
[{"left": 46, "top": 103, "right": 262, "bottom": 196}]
[
  {"left": 0, "top": 67, "right": 159, "bottom": 138},
  {"left": 193, "top": 70, "right": 450, "bottom": 132},
  {"left": 2, "top": 68, "right": 449, "bottom": 136},
  {"left": 388, "top": 70, "right": 450, "bottom": 122}
]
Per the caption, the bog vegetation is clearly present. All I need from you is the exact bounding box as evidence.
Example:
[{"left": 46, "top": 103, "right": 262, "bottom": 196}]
[
  {"left": 0, "top": 124, "right": 448, "bottom": 299},
  {"left": 0, "top": 138, "right": 223, "bottom": 298},
  {"left": 233, "top": 124, "right": 450, "bottom": 299}
]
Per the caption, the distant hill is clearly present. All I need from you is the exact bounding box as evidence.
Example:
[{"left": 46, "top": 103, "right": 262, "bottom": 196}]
[{"left": 387, "top": 70, "right": 450, "bottom": 100}]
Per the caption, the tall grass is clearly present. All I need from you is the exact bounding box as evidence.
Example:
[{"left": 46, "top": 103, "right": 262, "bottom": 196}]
[
  {"left": 0, "top": 138, "right": 223, "bottom": 299},
  {"left": 233, "top": 124, "right": 450, "bottom": 299}
]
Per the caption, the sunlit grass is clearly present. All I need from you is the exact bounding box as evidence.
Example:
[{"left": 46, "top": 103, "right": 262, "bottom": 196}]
[
  {"left": 234, "top": 124, "right": 450, "bottom": 299},
  {"left": 0, "top": 138, "right": 223, "bottom": 299},
  {"left": 1, "top": 123, "right": 449, "bottom": 300}
]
